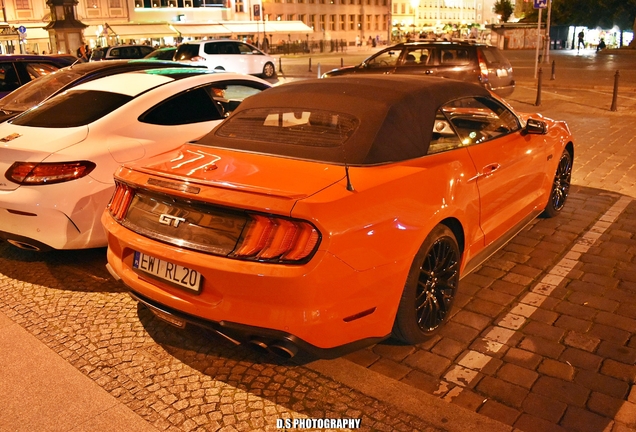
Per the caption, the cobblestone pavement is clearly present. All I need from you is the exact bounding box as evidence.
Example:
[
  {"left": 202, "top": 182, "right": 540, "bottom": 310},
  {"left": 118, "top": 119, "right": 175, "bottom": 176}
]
[
  {"left": 1, "top": 53, "right": 636, "bottom": 432},
  {"left": 0, "top": 245, "right": 450, "bottom": 432}
]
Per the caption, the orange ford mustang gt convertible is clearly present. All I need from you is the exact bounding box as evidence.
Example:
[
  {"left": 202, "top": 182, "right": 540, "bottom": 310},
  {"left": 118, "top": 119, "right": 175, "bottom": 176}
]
[{"left": 102, "top": 75, "right": 574, "bottom": 359}]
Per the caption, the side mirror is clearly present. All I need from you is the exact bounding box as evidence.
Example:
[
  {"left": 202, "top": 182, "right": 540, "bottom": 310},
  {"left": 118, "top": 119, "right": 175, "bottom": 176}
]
[{"left": 524, "top": 118, "right": 547, "bottom": 135}]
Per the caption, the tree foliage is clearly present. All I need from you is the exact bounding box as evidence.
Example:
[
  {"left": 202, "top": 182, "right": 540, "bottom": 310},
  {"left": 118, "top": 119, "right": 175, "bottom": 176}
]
[
  {"left": 532, "top": 0, "right": 636, "bottom": 31},
  {"left": 493, "top": 0, "right": 514, "bottom": 23}
]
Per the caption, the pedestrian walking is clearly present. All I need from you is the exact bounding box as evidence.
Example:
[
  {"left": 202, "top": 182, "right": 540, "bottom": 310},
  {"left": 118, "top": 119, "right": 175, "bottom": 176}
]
[{"left": 577, "top": 30, "right": 585, "bottom": 50}]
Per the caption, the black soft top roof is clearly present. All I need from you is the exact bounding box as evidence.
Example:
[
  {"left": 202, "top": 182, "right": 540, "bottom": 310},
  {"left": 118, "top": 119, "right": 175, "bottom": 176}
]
[{"left": 200, "top": 75, "right": 491, "bottom": 165}]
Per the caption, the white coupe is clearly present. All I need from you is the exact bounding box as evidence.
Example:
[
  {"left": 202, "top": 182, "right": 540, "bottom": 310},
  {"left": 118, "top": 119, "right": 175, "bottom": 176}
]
[{"left": 0, "top": 68, "right": 270, "bottom": 251}]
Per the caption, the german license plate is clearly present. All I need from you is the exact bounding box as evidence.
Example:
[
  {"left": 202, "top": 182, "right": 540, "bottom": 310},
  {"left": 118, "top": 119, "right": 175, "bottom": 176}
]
[{"left": 133, "top": 251, "right": 202, "bottom": 293}]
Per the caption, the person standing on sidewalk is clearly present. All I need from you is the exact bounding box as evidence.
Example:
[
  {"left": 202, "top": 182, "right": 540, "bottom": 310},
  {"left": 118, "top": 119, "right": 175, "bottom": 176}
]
[{"left": 578, "top": 30, "right": 585, "bottom": 50}]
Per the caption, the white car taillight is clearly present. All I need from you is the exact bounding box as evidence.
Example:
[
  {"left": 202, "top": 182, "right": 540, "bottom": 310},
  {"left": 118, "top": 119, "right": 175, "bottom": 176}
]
[{"left": 5, "top": 161, "right": 96, "bottom": 185}]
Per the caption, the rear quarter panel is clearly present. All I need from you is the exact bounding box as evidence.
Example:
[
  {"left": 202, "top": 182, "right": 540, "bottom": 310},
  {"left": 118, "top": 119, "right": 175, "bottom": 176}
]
[{"left": 291, "top": 149, "right": 485, "bottom": 274}]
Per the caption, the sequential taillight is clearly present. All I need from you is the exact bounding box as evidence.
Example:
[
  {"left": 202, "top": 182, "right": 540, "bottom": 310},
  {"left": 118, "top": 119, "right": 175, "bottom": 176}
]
[
  {"left": 108, "top": 182, "right": 135, "bottom": 221},
  {"left": 5, "top": 161, "right": 96, "bottom": 185},
  {"left": 233, "top": 214, "right": 320, "bottom": 263}
]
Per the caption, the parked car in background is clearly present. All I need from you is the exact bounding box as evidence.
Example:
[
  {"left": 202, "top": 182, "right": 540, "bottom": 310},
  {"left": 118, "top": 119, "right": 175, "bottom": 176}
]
[
  {"left": 0, "top": 54, "right": 76, "bottom": 98},
  {"left": 0, "top": 60, "right": 206, "bottom": 123},
  {"left": 90, "top": 45, "right": 155, "bottom": 61},
  {"left": 174, "top": 40, "right": 276, "bottom": 78},
  {"left": 0, "top": 69, "right": 271, "bottom": 251},
  {"left": 323, "top": 41, "right": 515, "bottom": 97},
  {"left": 144, "top": 47, "right": 177, "bottom": 61},
  {"left": 102, "top": 75, "right": 572, "bottom": 359}
]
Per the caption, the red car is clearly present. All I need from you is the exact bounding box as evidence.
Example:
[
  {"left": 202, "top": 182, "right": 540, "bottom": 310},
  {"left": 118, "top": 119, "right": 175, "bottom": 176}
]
[{"left": 102, "top": 76, "right": 573, "bottom": 359}]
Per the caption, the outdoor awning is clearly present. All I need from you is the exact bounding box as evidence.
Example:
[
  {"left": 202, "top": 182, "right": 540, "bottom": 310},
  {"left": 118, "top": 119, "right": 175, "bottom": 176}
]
[
  {"left": 221, "top": 21, "right": 313, "bottom": 35},
  {"left": 171, "top": 24, "right": 231, "bottom": 37},
  {"left": 106, "top": 23, "right": 179, "bottom": 38},
  {"left": 82, "top": 21, "right": 314, "bottom": 40},
  {"left": 265, "top": 21, "right": 314, "bottom": 33},
  {"left": 84, "top": 25, "right": 108, "bottom": 39},
  {"left": 219, "top": 22, "right": 260, "bottom": 34}
]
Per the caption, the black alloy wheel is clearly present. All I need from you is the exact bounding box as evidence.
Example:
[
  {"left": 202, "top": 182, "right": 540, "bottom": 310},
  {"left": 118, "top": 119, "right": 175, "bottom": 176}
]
[
  {"left": 392, "top": 224, "right": 460, "bottom": 344},
  {"left": 415, "top": 236, "right": 459, "bottom": 332},
  {"left": 543, "top": 149, "right": 572, "bottom": 218}
]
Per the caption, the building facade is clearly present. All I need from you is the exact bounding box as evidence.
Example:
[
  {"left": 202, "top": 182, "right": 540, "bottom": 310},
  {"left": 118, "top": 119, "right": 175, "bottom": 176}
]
[{"left": 0, "top": 0, "right": 498, "bottom": 54}]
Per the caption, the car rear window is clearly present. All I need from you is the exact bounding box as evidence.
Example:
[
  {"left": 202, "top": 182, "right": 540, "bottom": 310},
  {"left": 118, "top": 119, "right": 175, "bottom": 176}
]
[
  {"left": 174, "top": 44, "right": 201, "bottom": 61},
  {"left": 0, "top": 69, "right": 84, "bottom": 112},
  {"left": 481, "top": 48, "right": 502, "bottom": 65},
  {"left": 215, "top": 108, "right": 358, "bottom": 148},
  {"left": 12, "top": 90, "right": 132, "bottom": 128}
]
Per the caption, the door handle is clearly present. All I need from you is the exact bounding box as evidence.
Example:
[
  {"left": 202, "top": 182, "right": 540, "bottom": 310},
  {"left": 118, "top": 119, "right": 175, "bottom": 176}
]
[
  {"left": 482, "top": 163, "right": 500, "bottom": 176},
  {"left": 467, "top": 163, "right": 500, "bottom": 182}
]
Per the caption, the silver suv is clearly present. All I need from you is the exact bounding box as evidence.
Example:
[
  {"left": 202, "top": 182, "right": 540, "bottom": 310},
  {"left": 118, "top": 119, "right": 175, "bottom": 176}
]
[{"left": 323, "top": 41, "right": 515, "bottom": 97}]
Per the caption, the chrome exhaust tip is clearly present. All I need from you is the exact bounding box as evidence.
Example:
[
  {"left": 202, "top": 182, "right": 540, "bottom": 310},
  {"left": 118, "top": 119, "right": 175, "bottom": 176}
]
[
  {"left": 268, "top": 341, "right": 298, "bottom": 359},
  {"left": 6, "top": 239, "right": 41, "bottom": 251},
  {"left": 247, "top": 338, "right": 270, "bottom": 355}
]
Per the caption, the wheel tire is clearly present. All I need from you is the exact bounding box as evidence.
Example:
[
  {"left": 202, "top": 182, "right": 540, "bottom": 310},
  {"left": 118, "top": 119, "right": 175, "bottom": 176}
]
[
  {"left": 262, "top": 62, "right": 276, "bottom": 78},
  {"left": 542, "top": 149, "right": 572, "bottom": 218},
  {"left": 214, "top": 66, "right": 225, "bottom": 72},
  {"left": 392, "top": 224, "right": 460, "bottom": 344}
]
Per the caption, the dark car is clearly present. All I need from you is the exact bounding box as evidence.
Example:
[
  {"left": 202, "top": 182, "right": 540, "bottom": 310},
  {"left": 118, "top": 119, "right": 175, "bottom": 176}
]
[
  {"left": 90, "top": 45, "right": 155, "bottom": 61},
  {"left": 322, "top": 41, "right": 515, "bottom": 97},
  {"left": 0, "top": 59, "right": 206, "bottom": 123},
  {"left": 144, "top": 46, "right": 177, "bottom": 61},
  {"left": 0, "top": 54, "right": 77, "bottom": 98}
]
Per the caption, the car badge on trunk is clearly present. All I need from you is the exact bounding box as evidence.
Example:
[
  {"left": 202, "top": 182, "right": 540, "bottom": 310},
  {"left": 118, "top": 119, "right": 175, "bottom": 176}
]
[
  {"left": 159, "top": 214, "right": 186, "bottom": 227},
  {"left": 0, "top": 133, "right": 22, "bottom": 143}
]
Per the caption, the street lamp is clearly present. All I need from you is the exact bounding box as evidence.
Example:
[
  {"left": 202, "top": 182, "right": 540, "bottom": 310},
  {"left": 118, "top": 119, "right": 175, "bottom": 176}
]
[{"left": 410, "top": 0, "right": 420, "bottom": 36}]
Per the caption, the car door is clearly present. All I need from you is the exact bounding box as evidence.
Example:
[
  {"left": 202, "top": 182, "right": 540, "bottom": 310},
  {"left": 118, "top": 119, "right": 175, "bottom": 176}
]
[
  {"left": 235, "top": 42, "right": 263, "bottom": 75},
  {"left": 356, "top": 47, "right": 403, "bottom": 75},
  {"left": 394, "top": 46, "right": 438, "bottom": 77},
  {"left": 204, "top": 42, "right": 240, "bottom": 73},
  {"left": 435, "top": 46, "right": 479, "bottom": 82},
  {"left": 441, "top": 96, "right": 546, "bottom": 245}
]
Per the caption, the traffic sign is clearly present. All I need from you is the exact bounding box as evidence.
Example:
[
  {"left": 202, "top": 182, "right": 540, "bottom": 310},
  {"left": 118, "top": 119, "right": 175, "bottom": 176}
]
[
  {"left": 533, "top": 0, "right": 547, "bottom": 9},
  {"left": 17, "top": 25, "right": 26, "bottom": 34}
]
